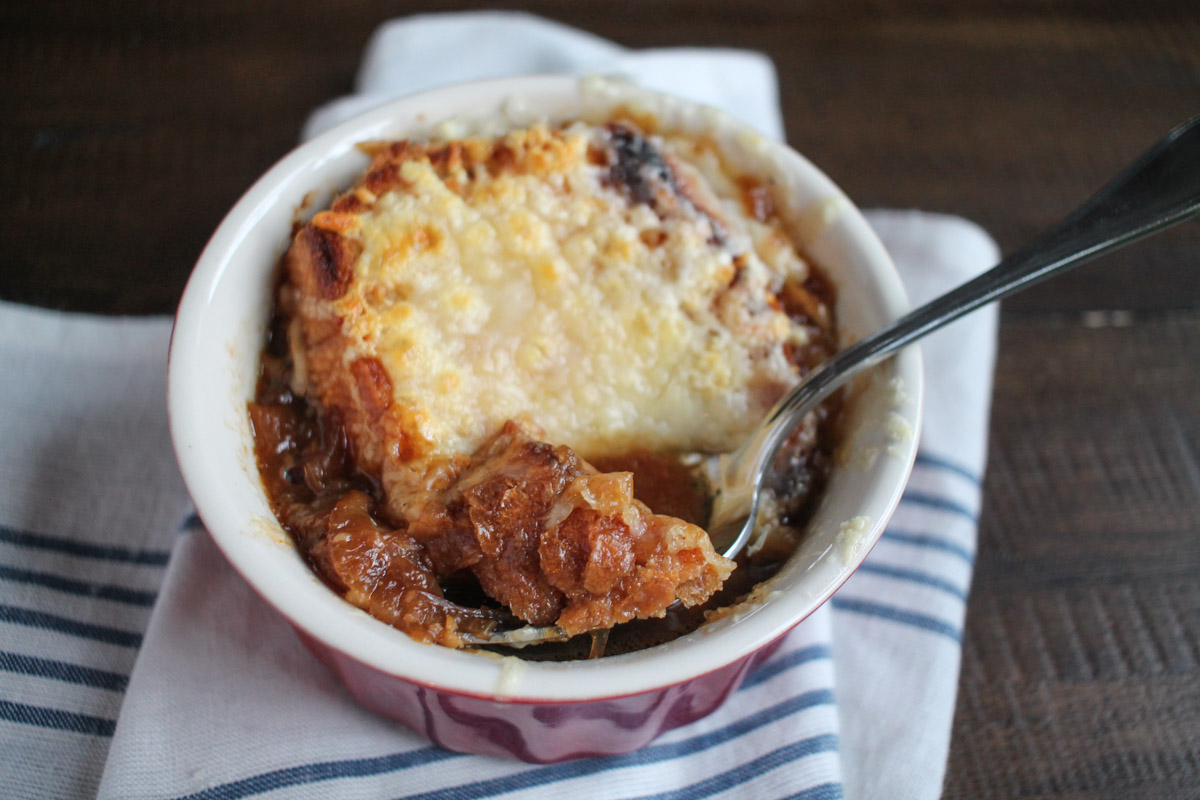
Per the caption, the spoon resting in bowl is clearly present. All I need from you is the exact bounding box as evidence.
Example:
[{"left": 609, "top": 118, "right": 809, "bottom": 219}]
[{"left": 465, "top": 114, "right": 1200, "bottom": 649}]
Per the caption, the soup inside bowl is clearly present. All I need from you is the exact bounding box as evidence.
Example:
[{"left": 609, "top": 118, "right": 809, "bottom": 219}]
[{"left": 167, "top": 74, "right": 921, "bottom": 761}]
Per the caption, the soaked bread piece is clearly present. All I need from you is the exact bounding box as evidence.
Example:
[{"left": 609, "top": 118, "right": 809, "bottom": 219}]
[{"left": 410, "top": 420, "right": 731, "bottom": 635}]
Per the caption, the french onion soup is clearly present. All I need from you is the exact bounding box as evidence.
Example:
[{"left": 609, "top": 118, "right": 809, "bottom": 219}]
[{"left": 249, "top": 117, "right": 839, "bottom": 658}]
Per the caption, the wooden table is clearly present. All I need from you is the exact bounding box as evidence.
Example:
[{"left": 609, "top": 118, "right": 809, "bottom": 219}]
[{"left": 3, "top": 2, "right": 1197, "bottom": 796}]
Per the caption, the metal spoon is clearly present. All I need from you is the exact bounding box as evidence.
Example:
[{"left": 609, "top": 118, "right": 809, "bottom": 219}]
[{"left": 464, "top": 115, "right": 1200, "bottom": 649}]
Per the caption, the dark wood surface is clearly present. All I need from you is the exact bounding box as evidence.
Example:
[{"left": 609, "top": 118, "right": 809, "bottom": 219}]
[{"left": 3, "top": 2, "right": 1197, "bottom": 796}]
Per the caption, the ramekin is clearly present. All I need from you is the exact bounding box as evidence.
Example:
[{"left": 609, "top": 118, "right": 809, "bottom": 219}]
[{"left": 168, "top": 75, "right": 922, "bottom": 762}]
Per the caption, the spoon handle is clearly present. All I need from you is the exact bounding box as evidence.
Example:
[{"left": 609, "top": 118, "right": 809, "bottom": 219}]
[{"left": 759, "top": 115, "right": 1200, "bottom": 458}]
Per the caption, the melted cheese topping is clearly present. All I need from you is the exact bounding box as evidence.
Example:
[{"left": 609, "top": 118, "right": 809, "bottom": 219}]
[{"left": 325, "top": 124, "right": 803, "bottom": 463}]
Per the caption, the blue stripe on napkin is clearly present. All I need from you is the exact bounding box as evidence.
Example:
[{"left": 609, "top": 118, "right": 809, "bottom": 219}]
[
  {"left": 0, "top": 650, "right": 129, "bottom": 692},
  {"left": 913, "top": 452, "right": 982, "bottom": 486},
  {"left": 0, "top": 563, "right": 158, "bottom": 607},
  {"left": 0, "top": 524, "right": 172, "bottom": 566},
  {"left": 879, "top": 529, "right": 975, "bottom": 566},
  {"left": 0, "top": 698, "right": 117, "bottom": 737},
  {"left": 831, "top": 597, "right": 963, "bottom": 644},
  {"left": 0, "top": 604, "right": 144, "bottom": 648}
]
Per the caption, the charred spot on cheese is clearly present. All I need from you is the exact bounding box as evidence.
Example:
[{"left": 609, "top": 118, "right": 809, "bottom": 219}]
[
  {"left": 602, "top": 123, "right": 728, "bottom": 246},
  {"left": 605, "top": 122, "right": 673, "bottom": 208}
]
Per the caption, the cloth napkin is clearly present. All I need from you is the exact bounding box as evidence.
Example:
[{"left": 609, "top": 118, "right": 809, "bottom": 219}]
[{"left": 0, "top": 12, "right": 999, "bottom": 800}]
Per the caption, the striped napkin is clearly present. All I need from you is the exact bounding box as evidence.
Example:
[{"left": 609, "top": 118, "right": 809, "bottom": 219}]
[{"left": 0, "top": 12, "right": 998, "bottom": 800}]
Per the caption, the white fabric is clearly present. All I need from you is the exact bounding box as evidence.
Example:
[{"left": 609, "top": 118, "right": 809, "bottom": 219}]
[
  {"left": 302, "top": 12, "right": 783, "bottom": 142},
  {"left": 0, "top": 12, "right": 999, "bottom": 800},
  {"left": 0, "top": 308, "right": 189, "bottom": 799}
]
